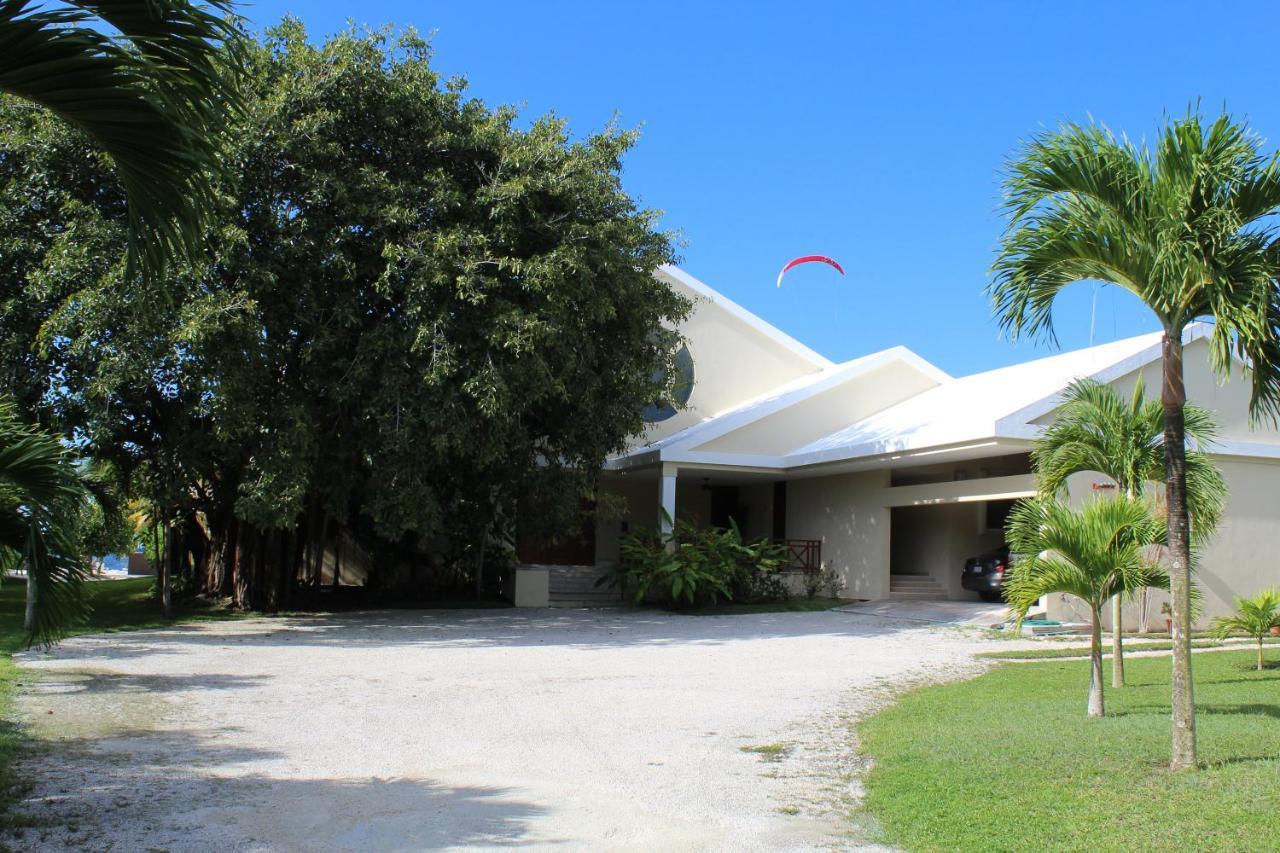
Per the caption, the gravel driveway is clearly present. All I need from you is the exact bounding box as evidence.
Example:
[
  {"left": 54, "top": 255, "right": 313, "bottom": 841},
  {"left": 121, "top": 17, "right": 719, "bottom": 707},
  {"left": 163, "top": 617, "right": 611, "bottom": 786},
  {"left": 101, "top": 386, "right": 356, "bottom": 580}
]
[{"left": 7, "top": 607, "right": 988, "bottom": 851}]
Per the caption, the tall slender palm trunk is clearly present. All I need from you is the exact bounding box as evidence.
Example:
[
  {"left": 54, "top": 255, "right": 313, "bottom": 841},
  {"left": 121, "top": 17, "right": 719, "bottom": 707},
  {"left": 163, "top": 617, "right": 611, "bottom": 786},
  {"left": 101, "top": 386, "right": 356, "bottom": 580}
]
[
  {"left": 1162, "top": 332, "right": 1196, "bottom": 770},
  {"left": 23, "top": 568, "right": 36, "bottom": 632},
  {"left": 1088, "top": 605, "right": 1105, "bottom": 718},
  {"left": 1111, "top": 594, "right": 1125, "bottom": 687}
]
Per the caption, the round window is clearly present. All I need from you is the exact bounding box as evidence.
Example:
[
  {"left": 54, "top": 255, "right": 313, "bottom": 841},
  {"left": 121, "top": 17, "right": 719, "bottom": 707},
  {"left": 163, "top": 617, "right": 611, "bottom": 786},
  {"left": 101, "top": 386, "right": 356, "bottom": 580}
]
[{"left": 642, "top": 344, "right": 694, "bottom": 423}]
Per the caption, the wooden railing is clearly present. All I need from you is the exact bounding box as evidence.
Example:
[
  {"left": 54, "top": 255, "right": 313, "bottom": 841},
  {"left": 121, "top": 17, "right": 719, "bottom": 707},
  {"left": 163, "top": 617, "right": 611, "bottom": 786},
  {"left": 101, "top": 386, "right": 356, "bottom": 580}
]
[{"left": 780, "top": 539, "right": 821, "bottom": 573}]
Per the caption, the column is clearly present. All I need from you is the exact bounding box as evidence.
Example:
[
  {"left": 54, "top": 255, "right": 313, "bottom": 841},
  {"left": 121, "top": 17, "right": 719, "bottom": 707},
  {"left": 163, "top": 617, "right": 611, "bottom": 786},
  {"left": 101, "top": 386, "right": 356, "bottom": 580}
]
[{"left": 659, "top": 463, "right": 678, "bottom": 538}]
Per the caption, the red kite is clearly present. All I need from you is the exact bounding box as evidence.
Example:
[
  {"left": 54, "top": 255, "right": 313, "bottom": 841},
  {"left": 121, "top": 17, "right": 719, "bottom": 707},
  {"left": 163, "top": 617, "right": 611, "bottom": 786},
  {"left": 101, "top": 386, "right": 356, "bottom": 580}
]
[{"left": 776, "top": 255, "right": 846, "bottom": 287}]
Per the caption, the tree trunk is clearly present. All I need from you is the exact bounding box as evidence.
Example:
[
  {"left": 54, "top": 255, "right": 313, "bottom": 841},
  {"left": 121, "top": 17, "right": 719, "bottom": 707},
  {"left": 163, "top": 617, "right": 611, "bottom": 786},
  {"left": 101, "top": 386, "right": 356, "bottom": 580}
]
[
  {"left": 160, "top": 524, "right": 173, "bottom": 619},
  {"left": 1112, "top": 594, "right": 1125, "bottom": 688},
  {"left": 1162, "top": 331, "right": 1196, "bottom": 769},
  {"left": 1088, "top": 605, "right": 1105, "bottom": 718},
  {"left": 475, "top": 528, "right": 487, "bottom": 600},
  {"left": 231, "top": 520, "right": 248, "bottom": 609},
  {"left": 332, "top": 530, "right": 343, "bottom": 591},
  {"left": 23, "top": 566, "right": 36, "bottom": 633},
  {"left": 1258, "top": 639, "right": 1265, "bottom": 672}
]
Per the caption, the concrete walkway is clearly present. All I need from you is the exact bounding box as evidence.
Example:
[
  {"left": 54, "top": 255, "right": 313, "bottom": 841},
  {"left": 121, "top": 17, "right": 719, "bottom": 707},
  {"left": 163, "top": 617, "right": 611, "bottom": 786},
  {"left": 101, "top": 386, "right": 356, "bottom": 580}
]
[
  {"left": 7, "top": 607, "right": 992, "bottom": 852},
  {"left": 836, "top": 598, "right": 1012, "bottom": 627}
]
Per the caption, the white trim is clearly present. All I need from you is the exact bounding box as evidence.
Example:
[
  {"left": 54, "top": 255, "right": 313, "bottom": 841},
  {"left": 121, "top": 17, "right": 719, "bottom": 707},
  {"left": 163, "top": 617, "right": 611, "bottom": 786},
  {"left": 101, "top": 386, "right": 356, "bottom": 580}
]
[
  {"left": 995, "top": 322, "right": 1218, "bottom": 432},
  {"left": 662, "top": 347, "right": 945, "bottom": 455},
  {"left": 657, "top": 265, "right": 835, "bottom": 369},
  {"left": 1206, "top": 440, "right": 1280, "bottom": 461}
]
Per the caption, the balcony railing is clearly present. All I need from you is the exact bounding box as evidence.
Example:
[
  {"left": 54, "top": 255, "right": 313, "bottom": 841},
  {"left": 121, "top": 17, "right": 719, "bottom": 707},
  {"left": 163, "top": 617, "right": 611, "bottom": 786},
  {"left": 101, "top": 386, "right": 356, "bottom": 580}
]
[{"left": 779, "top": 539, "right": 821, "bottom": 573}]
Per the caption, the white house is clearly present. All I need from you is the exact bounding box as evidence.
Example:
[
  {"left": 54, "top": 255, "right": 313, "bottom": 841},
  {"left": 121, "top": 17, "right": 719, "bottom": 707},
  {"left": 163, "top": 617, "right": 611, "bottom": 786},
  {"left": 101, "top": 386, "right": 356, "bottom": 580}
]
[{"left": 572, "top": 266, "right": 1280, "bottom": 626}]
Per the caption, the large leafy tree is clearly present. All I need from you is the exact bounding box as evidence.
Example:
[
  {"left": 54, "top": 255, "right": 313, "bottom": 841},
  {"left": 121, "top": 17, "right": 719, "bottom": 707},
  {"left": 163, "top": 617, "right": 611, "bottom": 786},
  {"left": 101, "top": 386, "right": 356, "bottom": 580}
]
[
  {"left": 1033, "top": 377, "right": 1226, "bottom": 686},
  {"left": 1004, "top": 495, "right": 1168, "bottom": 718},
  {"left": 0, "top": 0, "right": 243, "bottom": 279},
  {"left": 991, "top": 111, "right": 1280, "bottom": 769},
  {"left": 0, "top": 21, "right": 688, "bottom": 608}
]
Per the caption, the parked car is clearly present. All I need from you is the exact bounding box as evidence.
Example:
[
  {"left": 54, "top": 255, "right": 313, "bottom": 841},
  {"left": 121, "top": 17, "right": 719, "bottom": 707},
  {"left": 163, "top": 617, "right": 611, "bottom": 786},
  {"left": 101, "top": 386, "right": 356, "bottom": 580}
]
[{"left": 962, "top": 546, "right": 1011, "bottom": 602}]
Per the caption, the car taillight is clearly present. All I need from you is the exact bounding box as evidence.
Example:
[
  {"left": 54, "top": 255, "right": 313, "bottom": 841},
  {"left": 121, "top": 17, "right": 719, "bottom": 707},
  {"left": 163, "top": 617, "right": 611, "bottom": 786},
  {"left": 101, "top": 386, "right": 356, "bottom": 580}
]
[{"left": 994, "top": 562, "right": 1007, "bottom": 574}]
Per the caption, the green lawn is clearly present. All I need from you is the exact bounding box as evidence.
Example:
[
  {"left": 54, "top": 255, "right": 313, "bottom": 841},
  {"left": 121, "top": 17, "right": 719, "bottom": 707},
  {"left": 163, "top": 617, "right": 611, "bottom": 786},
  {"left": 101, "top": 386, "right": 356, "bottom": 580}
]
[
  {"left": 978, "top": 636, "right": 1280, "bottom": 660},
  {"left": 859, "top": 650, "right": 1280, "bottom": 852},
  {"left": 0, "top": 577, "right": 248, "bottom": 825}
]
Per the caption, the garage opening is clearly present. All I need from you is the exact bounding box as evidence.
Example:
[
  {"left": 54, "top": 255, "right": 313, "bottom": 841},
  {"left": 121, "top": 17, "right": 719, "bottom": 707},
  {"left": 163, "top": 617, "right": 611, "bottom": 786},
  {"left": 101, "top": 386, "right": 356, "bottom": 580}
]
[{"left": 889, "top": 500, "right": 1013, "bottom": 600}]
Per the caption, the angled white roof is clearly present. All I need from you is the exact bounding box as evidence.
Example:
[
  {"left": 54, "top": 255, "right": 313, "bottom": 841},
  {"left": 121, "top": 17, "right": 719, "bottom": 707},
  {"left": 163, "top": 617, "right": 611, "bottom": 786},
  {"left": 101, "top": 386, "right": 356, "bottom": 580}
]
[
  {"left": 657, "top": 265, "right": 834, "bottom": 370},
  {"left": 618, "top": 322, "right": 1220, "bottom": 472},
  {"left": 786, "top": 328, "right": 1190, "bottom": 466},
  {"left": 608, "top": 344, "right": 950, "bottom": 469}
]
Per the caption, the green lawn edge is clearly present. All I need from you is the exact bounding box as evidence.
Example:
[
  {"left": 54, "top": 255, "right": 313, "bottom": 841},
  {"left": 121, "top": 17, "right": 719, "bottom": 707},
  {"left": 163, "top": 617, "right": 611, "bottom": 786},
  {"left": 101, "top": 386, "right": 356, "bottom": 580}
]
[{"left": 857, "top": 651, "right": 1280, "bottom": 852}]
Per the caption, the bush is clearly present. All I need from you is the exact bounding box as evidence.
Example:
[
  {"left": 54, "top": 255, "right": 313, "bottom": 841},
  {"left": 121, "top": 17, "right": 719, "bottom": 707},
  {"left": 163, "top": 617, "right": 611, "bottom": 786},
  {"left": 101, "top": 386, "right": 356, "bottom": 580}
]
[{"left": 605, "top": 513, "right": 790, "bottom": 608}]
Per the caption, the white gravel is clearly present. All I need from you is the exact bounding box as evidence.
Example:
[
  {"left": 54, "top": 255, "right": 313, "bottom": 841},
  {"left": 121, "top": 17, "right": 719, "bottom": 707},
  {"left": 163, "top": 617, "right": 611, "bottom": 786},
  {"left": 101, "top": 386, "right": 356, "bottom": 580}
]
[{"left": 6, "top": 607, "right": 992, "bottom": 851}]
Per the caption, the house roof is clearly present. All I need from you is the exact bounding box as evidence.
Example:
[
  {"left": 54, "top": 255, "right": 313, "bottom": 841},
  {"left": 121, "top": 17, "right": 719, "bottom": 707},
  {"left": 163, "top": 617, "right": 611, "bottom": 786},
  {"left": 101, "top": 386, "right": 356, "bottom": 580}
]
[
  {"left": 615, "top": 320, "right": 1220, "bottom": 472},
  {"left": 786, "top": 328, "right": 1190, "bottom": 466},
  {"left": 656, "top": 265, "right": 835, "bottom": 370}
]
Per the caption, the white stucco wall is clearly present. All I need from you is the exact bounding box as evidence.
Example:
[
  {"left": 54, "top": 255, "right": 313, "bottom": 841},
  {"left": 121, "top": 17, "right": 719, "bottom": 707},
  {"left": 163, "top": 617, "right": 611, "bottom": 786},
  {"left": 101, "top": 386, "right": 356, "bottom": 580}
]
[
  {"left": 1050, "top": 455, "right": 1280, "bottom": 629},
  {"left": 638, "top": 270, "right": 827, "bottom": 445},
  {"left": 786, "top": 470, "right": 891, "bottom": 600},
  {"left": 693, "top": 360, "right": 941, "bottom": 455}
]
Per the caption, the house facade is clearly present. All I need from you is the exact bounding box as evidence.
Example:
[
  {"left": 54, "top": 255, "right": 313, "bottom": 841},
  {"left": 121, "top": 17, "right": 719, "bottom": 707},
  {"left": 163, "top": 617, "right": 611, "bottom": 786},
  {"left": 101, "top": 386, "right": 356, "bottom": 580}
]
[{"left": 585, "top": 266, "right": 1280, "bottom": 627}]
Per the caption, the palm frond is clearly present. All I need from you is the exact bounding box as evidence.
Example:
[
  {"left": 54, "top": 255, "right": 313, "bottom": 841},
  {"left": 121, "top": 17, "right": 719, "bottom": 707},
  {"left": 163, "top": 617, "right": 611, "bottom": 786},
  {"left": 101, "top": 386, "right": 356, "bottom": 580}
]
[
  {"left": 0, "top": 0, "right": 246, "bottom": 280},
  {"left": 1003, "top": 495, "right": 1165, "bottom": 629}
]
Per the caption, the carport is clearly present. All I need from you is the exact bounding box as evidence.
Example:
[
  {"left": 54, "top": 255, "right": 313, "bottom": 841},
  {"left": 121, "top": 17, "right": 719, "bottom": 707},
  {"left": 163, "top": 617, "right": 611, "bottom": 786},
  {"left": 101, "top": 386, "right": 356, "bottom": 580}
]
[{"left": 883, "top": 455, "right": 1035, "bottom": 600}]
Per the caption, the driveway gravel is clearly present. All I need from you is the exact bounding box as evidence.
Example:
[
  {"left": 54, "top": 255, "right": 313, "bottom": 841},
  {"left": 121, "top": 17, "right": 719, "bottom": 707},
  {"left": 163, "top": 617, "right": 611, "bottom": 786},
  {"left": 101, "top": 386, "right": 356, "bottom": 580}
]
[{"left": 7, "top": 607, "right": 992, "bottom": 851}]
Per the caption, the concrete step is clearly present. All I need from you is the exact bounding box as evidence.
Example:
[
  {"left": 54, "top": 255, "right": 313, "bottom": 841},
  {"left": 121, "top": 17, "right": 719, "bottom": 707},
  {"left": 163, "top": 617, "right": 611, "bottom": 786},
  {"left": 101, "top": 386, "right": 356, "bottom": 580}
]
[
  {"left": 546, "top": 565, "right": 621, "bottom": 608},
  {"left": 889, "top": 590, "right": 945, "bottom": 600},
  {"left": 545, "top": 596, "right": 624, "bottom": 604}
]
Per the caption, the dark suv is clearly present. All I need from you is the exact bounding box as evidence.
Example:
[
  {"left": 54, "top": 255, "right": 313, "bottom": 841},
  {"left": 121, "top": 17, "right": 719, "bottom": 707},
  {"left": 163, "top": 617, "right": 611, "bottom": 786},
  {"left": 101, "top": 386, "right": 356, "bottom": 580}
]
[{"left": 962, "top": 546, "right": 1011, "bottom": 602}]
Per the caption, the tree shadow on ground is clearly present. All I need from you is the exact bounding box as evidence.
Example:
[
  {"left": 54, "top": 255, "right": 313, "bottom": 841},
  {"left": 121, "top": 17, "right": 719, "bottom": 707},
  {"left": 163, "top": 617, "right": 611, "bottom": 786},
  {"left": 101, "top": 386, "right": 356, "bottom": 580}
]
[
  {"left": 2, "top": 727, "right": 553, "bottom": 851},
  {"left": 14, "top": 608, "right": 942, "bottom": 662}
]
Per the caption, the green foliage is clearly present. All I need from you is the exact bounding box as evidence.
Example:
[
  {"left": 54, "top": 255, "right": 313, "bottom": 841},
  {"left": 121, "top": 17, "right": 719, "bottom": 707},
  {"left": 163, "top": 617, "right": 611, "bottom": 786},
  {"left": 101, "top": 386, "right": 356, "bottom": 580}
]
[
  {"left": 859, "top": 651, "right": 1280, "bottom": 852},
  {"left": 990, "top": 111, "right": 1280, "bottom": 420},
  {"left": 1004, "top": 496, "right": 1168, "bottom": 625},
  {"left": 609, "top": 512, "right": 790, "bottom": 608},
  {"left": 0, "top": 21, "right": 688, "bottom": 605},
  {"left": 0, "top": 400, "right": 91, "bottom": 645},
  {"left": 1211, "top": 588, "right": 1280, "bottom": 670},
  {"left": 1034, "top": 377, "right": 1226, "bottom": 543},
  {"left": 0, "top": 0, "right": 247, "bottom": 281}
]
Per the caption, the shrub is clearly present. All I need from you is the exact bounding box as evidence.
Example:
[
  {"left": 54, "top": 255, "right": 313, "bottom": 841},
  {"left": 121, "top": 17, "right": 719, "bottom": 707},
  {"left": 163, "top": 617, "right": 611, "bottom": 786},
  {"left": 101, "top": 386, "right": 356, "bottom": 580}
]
[
  {"left": 1211, "top": 588, "right": 1280, "bottom": 671},
  {"left": 605, "top": 512, "right": 790, "bottom": 608}
]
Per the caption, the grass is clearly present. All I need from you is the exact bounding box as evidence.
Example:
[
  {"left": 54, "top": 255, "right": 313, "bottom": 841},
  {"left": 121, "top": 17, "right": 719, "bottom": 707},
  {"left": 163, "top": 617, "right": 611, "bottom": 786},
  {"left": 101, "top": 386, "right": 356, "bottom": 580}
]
[
  {"left": 678, "top": 597, "right": 844, "bottom": 616},
  {"left": 740, "top": 742, "right": 791, "bottom": 762},
  {"left": 978, "top": 636, "right": 1280, "bottom": 660},
  {"left": 0, "top": 577, "right": 250, "bottom": 826},
  {"left": 859, "top": 649, "right": 1280, "bottom": 852}
]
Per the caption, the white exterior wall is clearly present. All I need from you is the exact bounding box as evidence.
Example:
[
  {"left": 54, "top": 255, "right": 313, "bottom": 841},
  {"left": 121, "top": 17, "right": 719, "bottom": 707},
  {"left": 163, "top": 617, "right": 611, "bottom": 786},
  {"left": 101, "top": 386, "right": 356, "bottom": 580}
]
[
  {"left": 639, "top": 269, "right": 826, "bottom": 446},
  {"left": 694, "top": 361, "right": 940, "bottom": 454},
  {"left": 786, "top": 470, "right": 891, "bottom": 600}
]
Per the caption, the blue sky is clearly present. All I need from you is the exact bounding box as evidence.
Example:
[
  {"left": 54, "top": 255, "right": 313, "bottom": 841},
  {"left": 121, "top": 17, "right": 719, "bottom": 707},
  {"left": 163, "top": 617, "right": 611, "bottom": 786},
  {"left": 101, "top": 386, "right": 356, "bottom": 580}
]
[{"left": 243, "top": 0, "right": 1280, "bottom": 376}]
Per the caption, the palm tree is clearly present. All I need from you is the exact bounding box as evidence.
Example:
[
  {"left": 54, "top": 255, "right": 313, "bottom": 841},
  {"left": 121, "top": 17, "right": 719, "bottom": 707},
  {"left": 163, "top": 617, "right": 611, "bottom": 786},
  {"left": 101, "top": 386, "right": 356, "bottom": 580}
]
[
  {"left": 1211, "top": 588, "right": 1280, "bottom": 671},
  {"left": 1033, "top": 377, "right": 1226, "bottom": 687},
  {"left": 1003, "top": 495, "right": 1167, "bottom": 718},
  {"left": 0, "top": 402, "right": 91, "bottom": 646},
  {"left": 0, "top": 0, "right": 244, "bottom": 279},
  {"left": 991, "top": 111, "right": 1280, "bottom": 769}
]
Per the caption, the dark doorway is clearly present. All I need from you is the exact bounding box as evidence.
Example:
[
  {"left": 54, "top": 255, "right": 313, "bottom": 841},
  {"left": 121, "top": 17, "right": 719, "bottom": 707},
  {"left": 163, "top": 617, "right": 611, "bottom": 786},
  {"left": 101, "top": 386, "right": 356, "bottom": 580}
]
[
  {"left": 772, "top": 481, "right": 787, "bottom": 540},
  {"left": 709, "top": 485, "right": 748, "bottom": 530}
]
